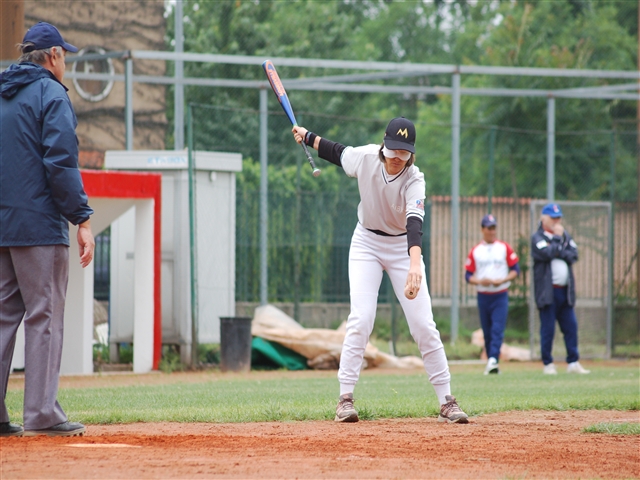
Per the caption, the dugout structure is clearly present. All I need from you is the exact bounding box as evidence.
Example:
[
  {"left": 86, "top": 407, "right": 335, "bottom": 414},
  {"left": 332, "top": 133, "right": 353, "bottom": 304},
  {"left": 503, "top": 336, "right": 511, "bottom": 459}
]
[
  {"left": 528, "top": 200, "right": 613, "bottom": 360},
  {"left": 105, "top": 150, "right": 242, "bottom": 366}
]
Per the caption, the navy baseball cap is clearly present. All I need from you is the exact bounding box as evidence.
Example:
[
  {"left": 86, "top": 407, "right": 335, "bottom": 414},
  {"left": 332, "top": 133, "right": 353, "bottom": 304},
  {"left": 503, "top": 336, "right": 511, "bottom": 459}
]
[
  {"left": 22, "top": 22, "right": 78, "bottom": 53},
  {"left": 481, "top": 214, "right": 497, "bottom": 228},
  {"left": 384, "top": 117, "right": 416, "bottom": 153},
  {"left": 541, "top": 203, "right": 563, "bottom": 218}
]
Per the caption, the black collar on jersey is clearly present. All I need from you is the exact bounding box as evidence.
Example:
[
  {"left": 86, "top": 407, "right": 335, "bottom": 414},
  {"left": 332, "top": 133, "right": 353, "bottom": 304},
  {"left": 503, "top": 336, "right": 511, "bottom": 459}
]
[{"left": 380, "top": 163, "right": 408, "bottom": 184}]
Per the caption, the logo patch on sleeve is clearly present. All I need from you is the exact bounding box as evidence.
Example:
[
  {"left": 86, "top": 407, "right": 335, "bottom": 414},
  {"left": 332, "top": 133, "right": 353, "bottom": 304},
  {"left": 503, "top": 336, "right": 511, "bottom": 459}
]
[
  {"left": 536, "top": 240, "right": 548, "bottom": 249},
  {"left": 415, "top": 199, "right": 424, "bottom": 211}
]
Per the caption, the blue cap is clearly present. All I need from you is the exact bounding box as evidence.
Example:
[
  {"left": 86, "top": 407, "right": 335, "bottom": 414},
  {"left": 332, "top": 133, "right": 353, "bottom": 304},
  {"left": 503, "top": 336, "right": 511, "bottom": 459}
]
[
  {"left": 541, "top": 203, "right": 563, "bottom": 218},
  {"left": 481, "top": 214, "right": 497, "bottom": 228},
  {"left": 22, "top": 22, "right": 78, "bottom": 53}
]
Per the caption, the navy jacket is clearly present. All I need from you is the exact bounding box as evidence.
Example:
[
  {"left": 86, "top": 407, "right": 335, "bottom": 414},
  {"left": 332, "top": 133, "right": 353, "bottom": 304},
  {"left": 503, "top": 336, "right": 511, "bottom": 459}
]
[
  {"left": 0, "top": 63, "right": 93, "bottom": 247},
  {"left": 530, "top": 223, "right": 578, "bottom": 309}
]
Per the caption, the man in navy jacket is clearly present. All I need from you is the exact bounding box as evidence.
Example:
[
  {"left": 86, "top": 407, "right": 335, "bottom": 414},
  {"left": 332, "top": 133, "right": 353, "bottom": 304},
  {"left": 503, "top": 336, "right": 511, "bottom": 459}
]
[
  {"left": 0, "top": 22, "right": 94, "bottom": 437},
  {"left": 531, "top": 203, "right": 589, "bottom": 375}
]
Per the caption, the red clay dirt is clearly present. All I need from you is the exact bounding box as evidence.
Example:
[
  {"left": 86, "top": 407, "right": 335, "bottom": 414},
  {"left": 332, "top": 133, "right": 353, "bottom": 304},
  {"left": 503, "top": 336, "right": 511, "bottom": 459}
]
[
  {"left": 1, "top": 410, "right": 638, "bottom": 479},
  {"left": 1, "top": 367, "right": 638, "bottom": 479}
]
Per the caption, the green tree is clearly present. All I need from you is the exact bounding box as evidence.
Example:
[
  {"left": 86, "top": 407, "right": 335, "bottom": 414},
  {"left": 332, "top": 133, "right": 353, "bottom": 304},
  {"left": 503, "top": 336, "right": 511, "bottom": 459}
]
[
  {"left": 165, "top": 0, "right": 637, "bottom": 301},
  {"left": 452, "top": 1, "right": 637, "bottom": 200}
]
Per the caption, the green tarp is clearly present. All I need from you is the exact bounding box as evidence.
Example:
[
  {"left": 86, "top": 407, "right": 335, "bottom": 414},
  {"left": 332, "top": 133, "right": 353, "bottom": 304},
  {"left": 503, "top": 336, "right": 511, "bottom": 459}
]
[{"left": 251, "top": 337, "right": 308, "bottom": 370}]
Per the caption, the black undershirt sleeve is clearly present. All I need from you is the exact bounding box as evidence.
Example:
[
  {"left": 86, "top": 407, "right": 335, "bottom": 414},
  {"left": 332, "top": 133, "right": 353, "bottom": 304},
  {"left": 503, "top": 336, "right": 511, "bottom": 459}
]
[
  {"left": 317, "top": 138, "right": 345, "bottom": 167},
  {"left": 406, "top": 216, "right": 423, "bottom": 255}
]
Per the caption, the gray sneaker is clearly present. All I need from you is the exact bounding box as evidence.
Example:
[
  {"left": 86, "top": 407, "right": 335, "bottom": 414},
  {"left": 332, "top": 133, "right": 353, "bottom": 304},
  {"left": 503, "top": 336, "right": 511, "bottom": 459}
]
[
  {"left": 23, "top": 421, "right": 86, "bottom": 437},
  {"left": 438, "top": 395, "right": 469, "bottom": 424},
  {"left": 334, "top": 393, "right": 359, "bottom": 423}
]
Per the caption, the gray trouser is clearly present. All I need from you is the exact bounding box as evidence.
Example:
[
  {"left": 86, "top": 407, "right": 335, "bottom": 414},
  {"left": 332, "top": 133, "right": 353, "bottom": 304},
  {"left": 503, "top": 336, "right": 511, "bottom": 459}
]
[{"left": 0, "top": 245, "right": 69, "bottom": 429}]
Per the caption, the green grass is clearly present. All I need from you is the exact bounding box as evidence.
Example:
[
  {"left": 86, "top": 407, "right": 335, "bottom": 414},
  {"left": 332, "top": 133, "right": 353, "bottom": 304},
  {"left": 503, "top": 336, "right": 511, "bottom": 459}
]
[
  {"left": 370, "top": 314, "right": 483, "bottom": 360},
  {"left": 370, "top": 336, "right": 484, "bottom": 361},
  {"left": 613, "top": 343, "right": 640, "bottom": 358},
  {"left": 5, "top": 362, "right": 639, "bottom": 425},
  {"left": 582, "top": 422, "right": 640, "bottom": 435}
]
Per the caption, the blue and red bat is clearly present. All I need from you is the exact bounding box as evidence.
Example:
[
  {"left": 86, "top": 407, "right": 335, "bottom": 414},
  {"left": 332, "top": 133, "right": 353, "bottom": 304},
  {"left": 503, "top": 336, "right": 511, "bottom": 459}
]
[{"left": 262, "top": 60, "right": 321, "bottom": 177}]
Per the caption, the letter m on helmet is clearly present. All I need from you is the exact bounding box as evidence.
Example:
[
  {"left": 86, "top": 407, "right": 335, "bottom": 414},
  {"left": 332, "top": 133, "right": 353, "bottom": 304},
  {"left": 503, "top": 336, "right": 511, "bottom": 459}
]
[{"left": 397, "top": 128, "right": 409, "bottom": 138}]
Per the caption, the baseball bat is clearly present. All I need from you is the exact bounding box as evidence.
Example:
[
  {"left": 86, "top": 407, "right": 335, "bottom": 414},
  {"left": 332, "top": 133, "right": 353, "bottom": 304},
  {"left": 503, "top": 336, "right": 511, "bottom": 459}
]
[{"left": 262, "top": 59, "right": 321, "bottom": 177}]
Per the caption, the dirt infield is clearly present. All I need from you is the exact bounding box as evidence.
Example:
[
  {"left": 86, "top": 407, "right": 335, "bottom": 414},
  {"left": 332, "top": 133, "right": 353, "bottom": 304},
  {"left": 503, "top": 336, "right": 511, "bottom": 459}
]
[{"left": 1, "top": 410, "right": 638, "bottom": 479}]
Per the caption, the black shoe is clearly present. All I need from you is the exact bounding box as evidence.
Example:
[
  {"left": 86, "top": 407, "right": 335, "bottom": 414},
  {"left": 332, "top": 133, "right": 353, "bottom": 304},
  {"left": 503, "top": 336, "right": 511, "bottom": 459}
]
[
  {"left": 23, "top": 421, "right": 85, "bottom": 437},
  {"left": 0, "top": 422, "right": 24, "bottom": 437}
]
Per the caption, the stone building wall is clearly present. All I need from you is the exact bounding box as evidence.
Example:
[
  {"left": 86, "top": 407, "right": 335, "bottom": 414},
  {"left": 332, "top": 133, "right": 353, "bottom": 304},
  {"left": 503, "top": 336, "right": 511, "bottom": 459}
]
[{"left": 22, "top": 1, "right": 168, "bottom": 166}]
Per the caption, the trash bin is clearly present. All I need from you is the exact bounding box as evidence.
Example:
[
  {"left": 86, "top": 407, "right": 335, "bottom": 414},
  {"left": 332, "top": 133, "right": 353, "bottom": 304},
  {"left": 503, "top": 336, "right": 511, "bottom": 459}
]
[{"left": 219, "top": 317, "right": 253, "bottom": 372}]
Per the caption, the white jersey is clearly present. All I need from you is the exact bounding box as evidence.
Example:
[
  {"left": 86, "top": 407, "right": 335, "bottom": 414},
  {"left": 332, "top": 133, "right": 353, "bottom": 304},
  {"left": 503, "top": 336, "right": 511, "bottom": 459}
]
[
  {"left": 542, "top": 231, "right": 569, "bottom": 285},
  {"left": 341, "top": 144, "right": 425, "bottom": 235},
  {"left": 465, "top": 240, "right": 519, "bottom": 293}
]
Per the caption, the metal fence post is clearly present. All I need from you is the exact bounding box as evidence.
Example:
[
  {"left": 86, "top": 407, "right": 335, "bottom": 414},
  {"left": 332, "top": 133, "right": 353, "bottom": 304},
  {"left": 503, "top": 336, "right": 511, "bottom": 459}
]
[
  {"left": 607, "top": 130, "right": 615, "bottom": 358},
  {"left": 187, "top": 104, "right": 199, "bottom": 366},
  {"left": 528, "top": 204, "right": 536, "bottom": 359},
  {"left": 450, "top": 70, "right": 461, "bottom": 344},
  {"left": 125, "top": 52, "right": 133, "bottom": 150},
  {"left": 174, "top": 0, "right": 184, "bottom": 150},
  {"left": 294, "top": 147, "right": 301, "bottom": 320},
  {"left": 259, "top": 87, "right": 269, "bottom": 306},
  {"left": 546, "top": 96, "right": 555, "bottom": 201},
  {"left": 488, "top": 126, "right": 496, "bottom": 213}
]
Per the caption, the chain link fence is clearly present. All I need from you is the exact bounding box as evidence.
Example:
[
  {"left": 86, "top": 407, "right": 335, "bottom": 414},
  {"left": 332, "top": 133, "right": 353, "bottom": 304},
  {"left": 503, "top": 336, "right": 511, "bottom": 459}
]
[{"left": 183, "top": 91, "right": 637, "bottom": 356}]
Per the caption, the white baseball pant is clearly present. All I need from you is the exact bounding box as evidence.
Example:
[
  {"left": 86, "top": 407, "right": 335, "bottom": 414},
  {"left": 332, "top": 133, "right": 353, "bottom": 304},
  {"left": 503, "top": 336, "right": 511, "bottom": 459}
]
[{"left": 338, "top": 223, "right": 451, "bottom": 401}]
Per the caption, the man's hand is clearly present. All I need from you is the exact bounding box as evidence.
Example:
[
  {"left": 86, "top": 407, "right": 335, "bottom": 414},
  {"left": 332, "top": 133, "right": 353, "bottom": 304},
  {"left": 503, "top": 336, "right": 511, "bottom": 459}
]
[
  {"left": 552, "top": 223, "right": 564, "bottom": 237},
  {"left": 77, "top": 220, "right": 95, "bottom": 268}
]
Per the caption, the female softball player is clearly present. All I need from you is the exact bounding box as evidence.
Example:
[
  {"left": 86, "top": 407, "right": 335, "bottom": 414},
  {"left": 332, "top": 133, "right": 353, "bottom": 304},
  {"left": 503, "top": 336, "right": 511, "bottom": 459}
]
[{"left": 292, "top": 117, "right": 468, "bottom": 424}]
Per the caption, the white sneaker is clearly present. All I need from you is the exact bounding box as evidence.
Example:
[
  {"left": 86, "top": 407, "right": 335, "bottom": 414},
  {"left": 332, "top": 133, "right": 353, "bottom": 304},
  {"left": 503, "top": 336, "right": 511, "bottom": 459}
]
[
  {"left": 484, "top": 357, "right": 499, "bottom": 375},
  {"left": 543, "top": 363, "right": 557, "bottom": 375},
  {"left": 567, "top": 361, "right": 590, "bottom": 374}
]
